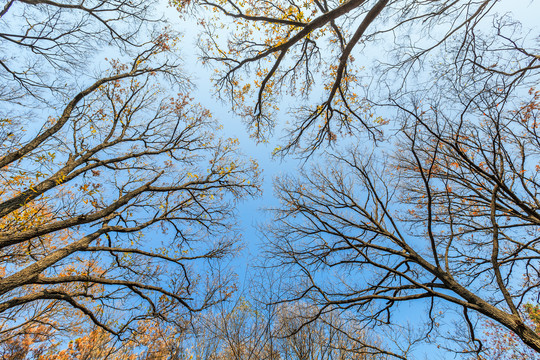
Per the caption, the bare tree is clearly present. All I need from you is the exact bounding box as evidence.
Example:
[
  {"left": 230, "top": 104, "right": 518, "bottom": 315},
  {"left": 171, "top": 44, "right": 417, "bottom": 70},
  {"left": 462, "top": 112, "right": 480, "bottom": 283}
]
[
  {"left": 190, "top": 276, "right": 396, "bottom": 360},
  {"left": 274, "top": 303, "right": 398, "bottom": 360},
  {"left": 0, "top": 0, "right": 165, "bottom": 100},
  {"left": 266, "top": 61, "right": 540, "bottom": 355}
]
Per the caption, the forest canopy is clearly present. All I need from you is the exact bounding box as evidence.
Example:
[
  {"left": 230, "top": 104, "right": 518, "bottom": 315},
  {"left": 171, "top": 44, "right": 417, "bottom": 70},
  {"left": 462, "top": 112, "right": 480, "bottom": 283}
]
[{"left": 0, "top": 0, "right": 539, "bottom": 358}]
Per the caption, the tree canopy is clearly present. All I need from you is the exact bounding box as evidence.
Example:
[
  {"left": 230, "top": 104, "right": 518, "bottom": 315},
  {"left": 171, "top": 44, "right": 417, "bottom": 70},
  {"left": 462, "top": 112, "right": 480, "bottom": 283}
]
[
  {"left": 180, "top": 0, "right": 538, "bottom": 155},
  {"left": 0, "top": 0, "right": 261, "bottom": 356},
  {"left": 1, "top": 0, "right": 539, "bottom": 358},
  {"left": 268, "top": 81, "right": 540, "bottom": 354}
]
